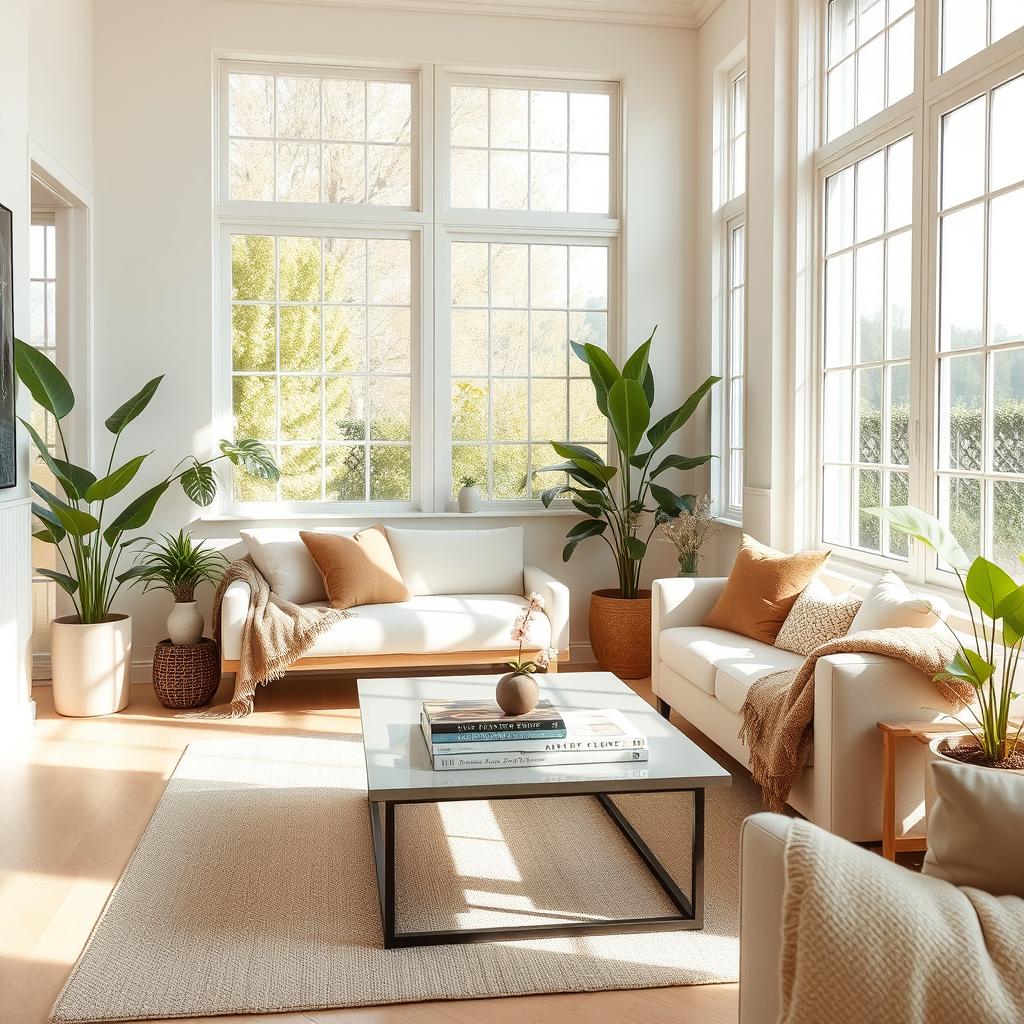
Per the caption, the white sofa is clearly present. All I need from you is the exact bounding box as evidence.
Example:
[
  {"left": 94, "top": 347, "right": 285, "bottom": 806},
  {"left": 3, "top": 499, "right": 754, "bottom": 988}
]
[
  {"left": 220, "top": 525, "right": 570, "bottom": 675},
  {"left": 652, "top": 571, "right": 962, "bottom": 842}
]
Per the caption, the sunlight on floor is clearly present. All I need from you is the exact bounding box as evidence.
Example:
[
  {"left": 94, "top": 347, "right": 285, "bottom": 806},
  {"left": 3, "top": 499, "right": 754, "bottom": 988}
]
[{"left": 438, "top": 800, "right": 523, "bottom": 882}]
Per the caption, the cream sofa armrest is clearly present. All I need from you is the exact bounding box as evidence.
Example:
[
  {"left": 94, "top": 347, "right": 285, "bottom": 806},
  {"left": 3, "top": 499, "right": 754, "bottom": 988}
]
[
  {"left": 739, "top": 812, "right": 793, "bottom": 1024},
  {"left": 812, "top": 652, "right": 967, "bottom": 840},
  {"left": 220, "top": 579, "right": 251, "bottom": 663},
  {"left": 651, "top": 576, "right": 726, "bottom": 635},
  {"left": 524, "top": 564, "right": 569, "bottom": 653}
]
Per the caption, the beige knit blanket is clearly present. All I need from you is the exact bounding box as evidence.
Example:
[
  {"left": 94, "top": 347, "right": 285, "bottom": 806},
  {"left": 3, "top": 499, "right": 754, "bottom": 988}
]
[
  {"left": 781, "top": 818, "right": 1024, "bottom": 1023},
  {"left": 192, "top": 557, "right": 350, "bottom": 719},
  {"left": 739, "top": 628, "right": 973, "bottom": 812}
]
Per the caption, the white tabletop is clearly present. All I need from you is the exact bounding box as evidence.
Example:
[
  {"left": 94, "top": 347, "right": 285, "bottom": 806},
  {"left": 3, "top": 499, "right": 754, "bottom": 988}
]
[{"left": 358, "top": 672, "right": 732, "bottom": 802}]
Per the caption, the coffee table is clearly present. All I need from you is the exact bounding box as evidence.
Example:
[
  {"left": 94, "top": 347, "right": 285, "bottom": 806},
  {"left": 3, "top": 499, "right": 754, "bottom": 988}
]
[{"left": 358, "top": 671, "right": 731, "bottom": 949}]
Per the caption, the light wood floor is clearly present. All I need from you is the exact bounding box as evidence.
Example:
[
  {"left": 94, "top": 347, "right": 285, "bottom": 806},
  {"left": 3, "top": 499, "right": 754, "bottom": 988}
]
[{"left": 1, "top": 671, "right": 742, "bottom": 1024}]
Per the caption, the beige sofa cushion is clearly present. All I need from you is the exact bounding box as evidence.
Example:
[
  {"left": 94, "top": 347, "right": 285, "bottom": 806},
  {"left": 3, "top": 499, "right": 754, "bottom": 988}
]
[
  {"left": 848, "top": 571, "right": 948, "bottom": 632},
  {"left": 714, "top": 645, "right": 805, "bottom": 716},
  {"left": 775, "top": 578, "right": 862, "bottom": 656},
  {"left": 303, "top": 594, "right": 551, "bottom": 657},
  {"left": 923, "top": 758, "right": 1024, "bottom": 897},
  {"left": 301, "top": 526, "right": 411, "bottom": 611},
  {"left": 241, "top": 527, "right": 357, "bottom": 604}
]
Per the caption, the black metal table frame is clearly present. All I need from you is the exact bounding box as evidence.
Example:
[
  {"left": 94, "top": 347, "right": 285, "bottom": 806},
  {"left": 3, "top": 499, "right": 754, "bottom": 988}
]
[{"left": 368, "top": 787, "right": 705, "bottom": 949}]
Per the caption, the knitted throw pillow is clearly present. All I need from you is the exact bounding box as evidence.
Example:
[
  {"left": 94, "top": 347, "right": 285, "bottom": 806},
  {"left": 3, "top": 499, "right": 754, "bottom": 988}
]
[{"left": 774, "top": 578, "right": 862, "bottom": 656}]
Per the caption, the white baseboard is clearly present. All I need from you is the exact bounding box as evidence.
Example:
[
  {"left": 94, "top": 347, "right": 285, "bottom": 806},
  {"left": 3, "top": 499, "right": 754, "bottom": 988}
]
[{"left": 0, "top": 697, "right": 37, "bottom": 743}]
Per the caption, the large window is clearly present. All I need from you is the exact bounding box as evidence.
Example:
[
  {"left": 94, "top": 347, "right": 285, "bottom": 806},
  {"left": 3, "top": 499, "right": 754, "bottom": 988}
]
[
  {"left": 219, "top": 63, "right": 619, "bottom": 510},
  {"left": 811, "top": 0, "right": 1024, "bottom": 583},
  {"left": 714, "top": 61, "right": 747, "bottom": 519}
]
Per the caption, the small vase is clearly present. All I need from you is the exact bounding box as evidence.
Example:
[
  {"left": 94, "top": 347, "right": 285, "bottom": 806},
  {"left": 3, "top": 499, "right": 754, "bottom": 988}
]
[
  {"left": 495, "top": 671, "right": 540, "bottom": 716},
  {"left": 677, "top": 551, "right": 700, "bottom": 578},
  {"left": 458, "top": 485, "right": 481, "bottom": 513},
  {"left": 167, "top": 601, "right": 204, "bottom": 645}
]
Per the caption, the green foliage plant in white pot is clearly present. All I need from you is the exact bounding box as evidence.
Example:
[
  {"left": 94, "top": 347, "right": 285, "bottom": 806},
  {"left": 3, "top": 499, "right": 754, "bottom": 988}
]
[{"left": 15, "top": 339, "right": 278, "bottom": 717}]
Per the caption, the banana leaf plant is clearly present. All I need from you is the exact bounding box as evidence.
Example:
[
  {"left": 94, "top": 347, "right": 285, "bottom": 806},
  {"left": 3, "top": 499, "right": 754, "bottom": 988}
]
[
  {"left": 14, "top": 338, "right": 279, "bottom": 624},
  {"left": 541, "top": 329, "right": 719, "bottom": 599},
  {"left": 870, "top": 505, "right": 1024, "bottom": 764}
]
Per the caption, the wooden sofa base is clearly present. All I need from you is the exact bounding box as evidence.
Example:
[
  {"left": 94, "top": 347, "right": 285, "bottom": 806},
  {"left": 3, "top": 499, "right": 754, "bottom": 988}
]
[{"left": 220, "top": 648, "right": 567, "bottom": 676}]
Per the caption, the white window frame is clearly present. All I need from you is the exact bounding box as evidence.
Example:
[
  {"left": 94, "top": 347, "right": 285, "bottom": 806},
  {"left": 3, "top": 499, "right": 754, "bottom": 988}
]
[
  {"left": 435, "top": 70, "right": 622, "bottom": 511},
  {"left": 712, "top": 58, "right": 747, "bottom": 523},
  {"left": 801, "top": 0, "right": 1024, "bottom": 588},
  {"left": 214, "top": 60, "right": 623, "bottom": 514}
]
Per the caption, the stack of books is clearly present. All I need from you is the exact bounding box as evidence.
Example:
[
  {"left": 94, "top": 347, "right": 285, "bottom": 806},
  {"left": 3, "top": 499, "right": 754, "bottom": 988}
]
[{"left": 420, "top": 698, "right": 649, "bottom": 771}]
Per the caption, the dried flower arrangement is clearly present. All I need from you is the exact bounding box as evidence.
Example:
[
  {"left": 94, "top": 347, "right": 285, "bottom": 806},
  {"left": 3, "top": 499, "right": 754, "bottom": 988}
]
[{"left": 659, "top": 494, "right": 719, "bottom": 576}]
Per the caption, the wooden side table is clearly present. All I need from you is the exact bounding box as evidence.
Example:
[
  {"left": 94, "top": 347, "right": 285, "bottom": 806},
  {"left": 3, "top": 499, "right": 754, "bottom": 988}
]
[
  {"left": 876, "top": 720, "right": 965, "bottom": 860},
  {"left": 152, "top": 637, "right": 221, "bottom": 709}
]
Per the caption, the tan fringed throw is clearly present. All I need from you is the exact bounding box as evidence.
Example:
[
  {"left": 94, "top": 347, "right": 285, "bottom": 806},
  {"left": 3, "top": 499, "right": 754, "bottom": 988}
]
[
  {"left": 738, "top": 628, "right": 973, "bottom": 813},
  {"left": 780, "top": 818, "right": 1024, "bottom": 1023},
  {"left": 188, "top": 557, "right": 351, "bottom": 719}
]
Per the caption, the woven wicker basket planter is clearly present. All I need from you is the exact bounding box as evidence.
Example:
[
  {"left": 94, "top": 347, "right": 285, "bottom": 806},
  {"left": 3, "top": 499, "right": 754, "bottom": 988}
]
[
  {"left": 588, "top": 589, "right": 652, "bottom": 680},
  {"left": 152, "top": 637, "right": 221, "bottom": 709}
]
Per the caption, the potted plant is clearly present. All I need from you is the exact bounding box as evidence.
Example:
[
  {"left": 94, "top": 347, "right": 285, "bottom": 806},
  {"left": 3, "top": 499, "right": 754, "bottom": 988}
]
[
  {"left": 541, "top": 330, "right": 717, "bottom": 678},
  {"left": 660, "top": 494, "right": 719, "bottom": 577},
  {"left": 130, "top": 530, "right": 228, "bottom": 645},
  {"left": 14, "top": 339, "right": 279, "bottom": 717},
  {"left": 457, "top": 474, "right": 481, "bottom": 513},
  {"left": 871, "top": 506, "right": 1024, "bottom": 788},
  {"left": 495, "top": 593, "right": 555, "bottom": 715}
]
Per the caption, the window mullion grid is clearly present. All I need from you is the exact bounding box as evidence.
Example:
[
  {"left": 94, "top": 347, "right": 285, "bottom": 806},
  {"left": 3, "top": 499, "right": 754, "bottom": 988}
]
[
  {"left": 486, "top": 241, "right": 494, "bottom": 500},
  {"left": 319, "top": 238, "right": 327, "bottom": 501}
]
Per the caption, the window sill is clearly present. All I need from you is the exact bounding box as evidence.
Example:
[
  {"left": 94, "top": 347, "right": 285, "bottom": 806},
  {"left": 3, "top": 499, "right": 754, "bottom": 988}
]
[
  {"left": 713, "top": 513, "right": 743, "bottom": 529},
  {"left": 192, "top": 508, "right": 586, "bottom": 524}
]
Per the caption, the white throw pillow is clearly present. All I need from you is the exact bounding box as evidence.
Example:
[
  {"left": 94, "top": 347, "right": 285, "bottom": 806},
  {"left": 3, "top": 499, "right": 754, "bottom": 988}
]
[
  {"left": 923, "top": 758, "right": 1024, "bottom": 897},
  {"left": 774, "top": 578, "right": 862, "bottom": 656},
  {"left": 385, "top": 526, "right": 524, "bottom": 596},
  {"left": 847, "top": 571, "right": 948, "bottom": 633},
  {"left": 241, "top": 527, "right": 357, "bottom": 605}
]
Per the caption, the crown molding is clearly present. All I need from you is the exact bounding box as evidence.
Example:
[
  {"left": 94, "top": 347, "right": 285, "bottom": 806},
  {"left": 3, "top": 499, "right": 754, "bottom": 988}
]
[{"left": 227, "top": 0, "right": 727, "bottom": 30}]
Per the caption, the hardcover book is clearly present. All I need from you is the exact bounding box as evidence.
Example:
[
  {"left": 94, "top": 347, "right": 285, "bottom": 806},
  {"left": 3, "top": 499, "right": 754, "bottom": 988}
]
[
  {"left": 422, "top": 708, "right": 647, "bottom": 754},
  {"left": 432, "top": 747, "right": 651, "bottom": 771},
  {"left": 421, "top": 697, "right": 565, "bottom": 734}
]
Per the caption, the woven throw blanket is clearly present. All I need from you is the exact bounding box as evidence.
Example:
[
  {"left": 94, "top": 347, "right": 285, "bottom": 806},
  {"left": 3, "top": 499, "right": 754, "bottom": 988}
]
[
  {"left": 739, "top": 628, "right": 972, "bottom": 812},
  {"left": 191, "top": 557, "right": 350, "bottom": 719},
  {"left": 781, "top": 817, "right": 1024, "bottom": 1023}
]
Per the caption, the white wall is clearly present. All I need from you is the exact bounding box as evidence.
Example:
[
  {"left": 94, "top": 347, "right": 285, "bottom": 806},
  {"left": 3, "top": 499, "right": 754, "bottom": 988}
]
[
  {"left": 0, "top": 0, "right": 93, "bottom": 731},
  {"left": 90, "top": 0, "right": 704, "bottom": 668}
]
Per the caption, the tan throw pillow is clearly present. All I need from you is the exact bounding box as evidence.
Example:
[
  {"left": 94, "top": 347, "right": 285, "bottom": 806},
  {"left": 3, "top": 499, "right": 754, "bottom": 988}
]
[
  {"left": 300, "top": 526, "right": 410, "bottom": 610},
  {"left": 703, "top": 534, "right": 831, "bottom": 644},
  {"left": 774, "top": 578, "right": 862, "bottom": 656}
]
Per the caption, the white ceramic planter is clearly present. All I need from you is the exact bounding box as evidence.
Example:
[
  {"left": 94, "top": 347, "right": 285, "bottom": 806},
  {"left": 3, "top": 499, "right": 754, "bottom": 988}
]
[
  {"left": 458, "top": 485, "right": 481, "bottom": 513},
  {"left": 167, "top": 601, "right": 204, "bottom": 645},
  {"left": 50, "top": 614, "right": 132, "bottom": 717}
]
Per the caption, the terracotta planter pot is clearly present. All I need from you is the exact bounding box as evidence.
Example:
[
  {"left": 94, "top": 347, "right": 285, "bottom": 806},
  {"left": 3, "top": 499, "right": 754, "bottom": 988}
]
[
  {"left": 925, "top": 734, "right": 1024, "bottom": 822},
  {"left": 589, "top": 589, "right": 652, "bottom": 680}
]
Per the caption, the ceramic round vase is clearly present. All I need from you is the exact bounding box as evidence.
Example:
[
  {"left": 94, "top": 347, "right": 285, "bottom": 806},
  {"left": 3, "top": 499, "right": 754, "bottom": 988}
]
[
  {"left": 167, "top": 601, "right": 204, "bottom": 645},
  {"left": 458, "top": 485, "right": 481, "bottom": 513},
  {"left": 50, "top": 614, "right": 132, "bottom": 717},
  {"left": 495, "top": 671, "right": 540, "bottom": 716},
  {"left": 589, "top": 589, "right": 652, "bottom": 679}
]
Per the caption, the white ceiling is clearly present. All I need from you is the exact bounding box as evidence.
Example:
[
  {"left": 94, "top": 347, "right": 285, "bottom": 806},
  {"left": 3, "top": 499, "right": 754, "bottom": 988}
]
[{"left": 245, "top": 0, "right": 725, "bottom": 29}]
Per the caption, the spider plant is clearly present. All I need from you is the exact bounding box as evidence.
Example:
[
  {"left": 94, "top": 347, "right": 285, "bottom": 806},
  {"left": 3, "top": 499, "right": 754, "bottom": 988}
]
[
  {"left": 130, "top": 531, "right": 228, "bottom": 603},
  {"left": 14, "top": 338, "right": 279, "bottom": 624}
]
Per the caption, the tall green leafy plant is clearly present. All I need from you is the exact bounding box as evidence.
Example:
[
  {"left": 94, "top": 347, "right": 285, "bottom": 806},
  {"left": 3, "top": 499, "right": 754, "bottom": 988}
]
[
  {"left": 15, "top": 339, "right": 279, "bottom": 624},
  {"left": 541, "top": 330, "right": 719, "bottom": 598},
  {"left": 871, "top": 505, "right": 1024, "bottom": 764}
]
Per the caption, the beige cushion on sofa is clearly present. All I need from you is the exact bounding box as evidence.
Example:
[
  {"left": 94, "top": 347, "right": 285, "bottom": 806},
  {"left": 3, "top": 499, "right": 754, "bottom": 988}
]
[
  {"left": 303, "top": 594, "right": 551, "bottom": 657},
  {"left": 385, "top": 526, "right": 524, "bottom": 596},
  {"left": 301, "top": 526, "right": 410, "bottom": 610},
  {"left": 713, "top": 645, "right": 805, "bottom": 717},
  {"left": 848, "top": 571, "right": 948, "bottom": 633},
  {"left": 775, "top": 578, "right": 862, "bottom": 656},
  {"left": 241, "top": 527, "right": 357, "bottom": 605},
  {"left": 922, "top": 758, "right": 1024, "bottom": 897}
]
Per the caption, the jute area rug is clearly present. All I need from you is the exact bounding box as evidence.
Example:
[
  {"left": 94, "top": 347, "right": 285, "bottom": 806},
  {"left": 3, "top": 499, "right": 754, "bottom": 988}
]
[{"left": 53, "top": 733, "right": 760, "bottom": 1022}]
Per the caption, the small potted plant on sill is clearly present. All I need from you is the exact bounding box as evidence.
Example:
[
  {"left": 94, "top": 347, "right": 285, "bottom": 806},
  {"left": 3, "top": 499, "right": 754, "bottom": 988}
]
[
  {"left": 496, "top": 593, "right": 557, "bottom": 715},
  {"left": 660, "top": 494, "right": 719, "bottom": 577},
  {"left": 14, "top": 339, "right": 279, "bottom": 717},
  {"left": 130, "top": 530, "right": 228, "bottom": 645},
  {"left": 870, "top": 506, "right": 1024, "bottom": 793},
  {"left": 540, "top": 329, "right": 718, "bottom": 679},
  {"left": 457, "top": 474, "right": 481, "bottom": 513}
]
